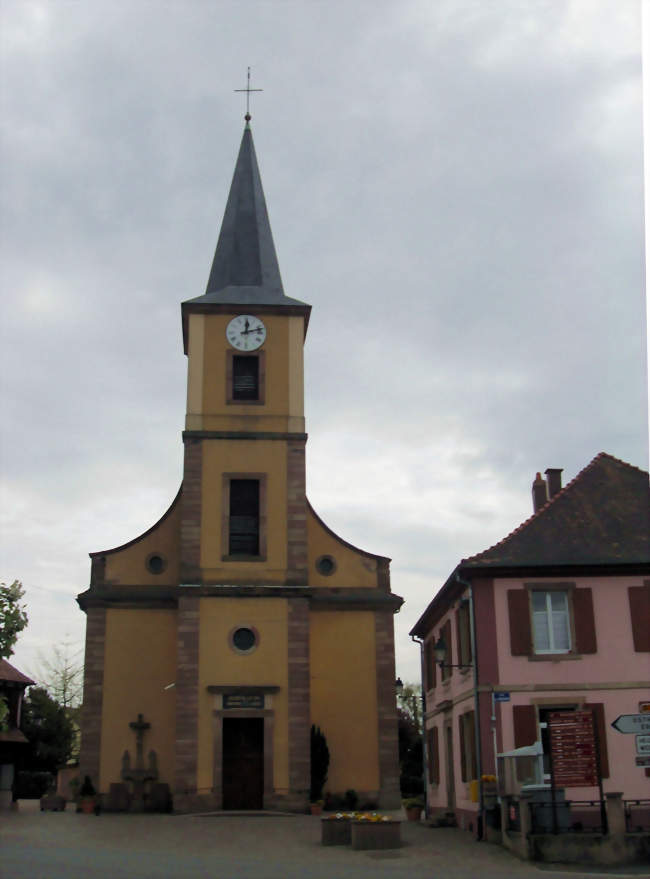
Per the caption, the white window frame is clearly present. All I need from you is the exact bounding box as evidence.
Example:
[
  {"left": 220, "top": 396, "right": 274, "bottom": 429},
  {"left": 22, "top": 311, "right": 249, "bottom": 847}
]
[{"left": 532, "top": 590, "right": 571, "bottom": 654}]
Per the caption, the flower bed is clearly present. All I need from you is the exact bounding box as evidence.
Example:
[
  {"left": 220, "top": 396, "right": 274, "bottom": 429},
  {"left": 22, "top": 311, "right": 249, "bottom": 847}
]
[
  {"left": 351, "top": 813, "right": 401, "bottom": 850},
  {"left": 321, "top": 813, "right": 353, "bottom": 845},
  {"left": 322, "top": 812, "right": 401, "bottom": 849}
]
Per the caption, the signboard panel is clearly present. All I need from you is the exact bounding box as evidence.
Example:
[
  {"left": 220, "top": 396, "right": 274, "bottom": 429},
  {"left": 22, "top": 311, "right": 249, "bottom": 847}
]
[
  {"left": 636, "top": 735, "right": 650, "bottom": 756},
  {"left": 223, "top": 694, "right": 264, "bottom": 710},
  {"left": 635, "top": 756, "right": 650, "bottom": 768},
  {"left": 611, "top": 714, "right": 650, "bottom": 734},
  {"left": 494, "top": 692, "right": 510, "bottom": 702},
  {"left": 549, "top": 711, "right": 598, "bottom": 787}
]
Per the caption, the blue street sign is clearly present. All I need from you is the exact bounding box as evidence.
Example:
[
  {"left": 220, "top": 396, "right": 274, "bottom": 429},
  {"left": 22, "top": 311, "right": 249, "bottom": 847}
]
[{"left": 494, "top": 692, "right": 510, "bottom": 702}]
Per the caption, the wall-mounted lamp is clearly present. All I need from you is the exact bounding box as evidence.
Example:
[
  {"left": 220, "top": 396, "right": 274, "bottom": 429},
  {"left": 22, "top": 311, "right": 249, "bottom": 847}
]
[
  {"left": 433, "top": 635, "right": 472, "bottom": 669},
  {"left": 395, "top": 677, "right": 404, "bottom": 695}
]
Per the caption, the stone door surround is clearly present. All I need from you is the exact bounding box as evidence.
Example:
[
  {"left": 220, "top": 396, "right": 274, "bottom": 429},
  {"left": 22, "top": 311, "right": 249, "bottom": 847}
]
[{"left": 209, "top": 685, "right": 279, "bottom": 809}]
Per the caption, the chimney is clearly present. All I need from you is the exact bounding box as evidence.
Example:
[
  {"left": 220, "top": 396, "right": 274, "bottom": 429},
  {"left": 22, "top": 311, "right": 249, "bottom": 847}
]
[
  {"left": 532, "top": 472, "right": 548, "bottom": 512},
  {"left": 545, "top": 468, "right": 563, "bottom": 499}
]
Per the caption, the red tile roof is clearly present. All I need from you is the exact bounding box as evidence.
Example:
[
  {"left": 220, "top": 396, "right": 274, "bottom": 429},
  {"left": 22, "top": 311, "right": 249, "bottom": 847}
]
[{"left": 463, "top": 453, "right": 649, "bottom": 568}]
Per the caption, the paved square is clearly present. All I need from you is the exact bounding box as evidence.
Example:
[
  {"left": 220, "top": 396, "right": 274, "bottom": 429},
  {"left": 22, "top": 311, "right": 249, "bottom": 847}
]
[{"left": 1, "top": 803, "right": 646, "bottom": 879}]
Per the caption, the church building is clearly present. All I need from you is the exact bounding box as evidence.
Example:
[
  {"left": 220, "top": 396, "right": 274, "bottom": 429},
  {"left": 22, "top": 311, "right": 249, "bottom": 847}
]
[{"left": 77, "top": 116, "right": 402, "bottom": 813}]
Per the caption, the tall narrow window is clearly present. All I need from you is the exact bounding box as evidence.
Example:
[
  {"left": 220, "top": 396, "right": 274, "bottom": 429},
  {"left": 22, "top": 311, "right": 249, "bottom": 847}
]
[
  {"left": 229, "top": 479, "right": 259, "bottom": 555},
  {"left": 227, "top": 351, "right": 265, "bottom": 404},
  {"left": 532, "top": 591, "right": 571, "bottom": 653},
  {"left": 233, "top": 355, "right": 259, "bottom": 401}
]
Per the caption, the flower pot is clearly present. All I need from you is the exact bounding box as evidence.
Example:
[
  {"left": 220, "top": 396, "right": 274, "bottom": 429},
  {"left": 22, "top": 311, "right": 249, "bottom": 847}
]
[
  {"left": 310, "top": 802, "right": 322, "bottom": 816},
  {"left": 405, "top": 806, "right": 422, "bottom": 822},
  {"left": 80, "top": 797, "right": 96, "bottom": 814}
]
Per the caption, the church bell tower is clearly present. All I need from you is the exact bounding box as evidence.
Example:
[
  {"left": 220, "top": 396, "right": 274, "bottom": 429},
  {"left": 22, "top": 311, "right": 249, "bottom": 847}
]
[{"left": 78, "top": 117, "right": 402, "bottom": 814}]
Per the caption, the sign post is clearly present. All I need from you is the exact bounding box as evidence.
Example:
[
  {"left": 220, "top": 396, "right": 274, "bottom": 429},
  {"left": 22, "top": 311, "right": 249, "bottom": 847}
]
[
  {"left": 548, "top": 710, "right": 605, "bottom": 834},
  {"left": 611, "top": 714, "right": 650, "bottom": 734}
]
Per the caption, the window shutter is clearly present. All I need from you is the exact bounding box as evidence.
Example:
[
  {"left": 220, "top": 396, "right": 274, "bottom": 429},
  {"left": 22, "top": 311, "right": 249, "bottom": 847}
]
[
  {"left": 508, "top": 590, "right": 532, "bottom": 655},
  {"left": 513, "top": 704, "right": 537, "bottom": 747},
  {"left": 584, "top": 702, "right": 609, "bottom": 778},
  {"left": 445, "top": 618, "right": 453, "bottom": 667},
  {"left": 458, "top": 714, "right": 467, "bottom": 782},
  {"left": 431, "top": 642, "right": 437, "bottom": 688},
  {"left": 424, "top": 640, "right": 431, "bottom": 691},
  {"left": 573, "top": 588, "right": 597, "bottom": 654},
  {"left": 427, "top": 727, "right": 440, "bottom": 785},
  {"left": 628, "top": 585, "right": 650, "bottom": 651},
  {"left": 455, "top": 608, "right": 462, "bottom": 668},
  {"left": 432, "top": 727, "right": 439, "bottom": 784},
  {"left": 465, "top": 711, "right": 477, "bottom": 779}
]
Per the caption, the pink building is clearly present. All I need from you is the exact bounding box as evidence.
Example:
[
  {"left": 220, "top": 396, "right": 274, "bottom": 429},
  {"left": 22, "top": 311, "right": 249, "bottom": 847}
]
[{"left": 410, "top": 453, "right": 650, "bottom": 834}]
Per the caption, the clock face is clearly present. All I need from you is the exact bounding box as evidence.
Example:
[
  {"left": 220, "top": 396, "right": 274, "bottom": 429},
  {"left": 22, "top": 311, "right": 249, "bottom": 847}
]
[{"left": 226, "top": 315, "right": 267, "bottom": 351}]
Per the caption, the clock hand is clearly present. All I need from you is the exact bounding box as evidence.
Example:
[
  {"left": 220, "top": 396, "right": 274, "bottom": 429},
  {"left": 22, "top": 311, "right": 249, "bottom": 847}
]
[{"left": 241, "top": 325, "right": 264, "bottom": 335}]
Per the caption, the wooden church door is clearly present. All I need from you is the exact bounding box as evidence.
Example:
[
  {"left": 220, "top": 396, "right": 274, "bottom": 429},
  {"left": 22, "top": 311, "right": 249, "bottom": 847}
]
[{"left": 222, "top": 717, "right": 264, "bottom": 809}]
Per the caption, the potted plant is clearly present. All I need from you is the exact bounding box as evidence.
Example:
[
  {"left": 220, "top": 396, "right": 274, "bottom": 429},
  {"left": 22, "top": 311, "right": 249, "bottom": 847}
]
[
  {"left": 79, "top": 775, "right": 97, "bottom": 814},
  {"left": 310, "top": 725, "right": 329, "bottom": 815},
  {"left": 403, "top": 796, "right": 424, "bottom": 821}
]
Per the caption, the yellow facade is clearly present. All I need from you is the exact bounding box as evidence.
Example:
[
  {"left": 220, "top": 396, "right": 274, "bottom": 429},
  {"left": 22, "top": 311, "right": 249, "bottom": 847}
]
[
  {"left": 78, "top": 123, "right": 401, "bottom": 814},
  {"left": 100, "top": 609, "right": 177, "bottom": 790},
  {"left": 310, "top": 612, "right": 380, "bottom": 791},
  {"left": 197, "top": 598, "right": 289, "bottom": 794}
]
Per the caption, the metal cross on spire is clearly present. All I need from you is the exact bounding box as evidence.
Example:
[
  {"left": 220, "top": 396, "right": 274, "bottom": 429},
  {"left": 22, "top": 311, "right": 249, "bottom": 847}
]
[{"left": 235, "top": 67, "right": 263, "bottom": 123}]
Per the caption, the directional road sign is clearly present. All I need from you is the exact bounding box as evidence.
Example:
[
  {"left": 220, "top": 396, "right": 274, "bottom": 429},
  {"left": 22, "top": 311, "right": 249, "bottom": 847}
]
[
  {"left": 611, "top": 714, "right": 650, "bottom": 734},
  {"left": 636, "top": 735, "right": 650, "bottom": 755}
]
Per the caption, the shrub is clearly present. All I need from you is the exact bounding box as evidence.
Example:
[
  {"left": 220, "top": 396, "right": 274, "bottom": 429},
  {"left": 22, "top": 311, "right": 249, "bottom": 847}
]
[{"left": 310, "top": 725, "right": 329, "bottom": 802}]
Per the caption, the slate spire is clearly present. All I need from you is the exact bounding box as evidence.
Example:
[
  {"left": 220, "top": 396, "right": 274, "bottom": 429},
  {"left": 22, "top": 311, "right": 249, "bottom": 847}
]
[{"left": 186, "top": 124, "right": 307, "bottom": 308}]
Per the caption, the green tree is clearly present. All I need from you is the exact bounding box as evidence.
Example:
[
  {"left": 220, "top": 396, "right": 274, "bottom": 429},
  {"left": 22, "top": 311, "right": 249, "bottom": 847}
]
[
  {"left": 397, "top": 682, "right": 422, "bottom": 732},
  {"left": 0, "top": 580, "right": 28, "bottom": 659},
  {"left": 21, "top": 687, "right": 76, "bottom": 772},
  {"left": 398, "top": 682, "right": 423, "bottom": 796},
  {"left": 0, "top": 696, "right": 8, "bottom": 732}
]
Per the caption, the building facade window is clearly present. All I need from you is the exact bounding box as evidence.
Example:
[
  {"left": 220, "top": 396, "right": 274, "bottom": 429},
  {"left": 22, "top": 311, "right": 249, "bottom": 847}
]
[
  {"left": 222, "top": 474, "right": 267, "bottom": 561},
  {"left": 233, "top": 355, "right": 259, "bottom": 400},
  {"left": 508, "top": 584, "right": 597, "bottom": 658},
  {"left": 532, "top": 590, "right": 571, "bottom": 653},
  {"left": 229, "top": 479, "right": 259, "bottom": 555},
  {"left": 227, "top": 351, "right": 266, "bottom": 405}
]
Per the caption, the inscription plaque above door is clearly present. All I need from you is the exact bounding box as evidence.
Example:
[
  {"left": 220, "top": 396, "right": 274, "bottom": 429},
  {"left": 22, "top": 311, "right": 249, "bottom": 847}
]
[{"left": 224, "top": 694, "right": 265, "bottom": 710}]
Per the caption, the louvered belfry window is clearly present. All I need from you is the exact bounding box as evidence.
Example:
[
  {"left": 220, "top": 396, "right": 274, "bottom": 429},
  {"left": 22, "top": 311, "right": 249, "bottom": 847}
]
[
  {"left": 233, "top": 355, "right": 259, "bottom": 400},
  {"left": 229, "top": 479, "right": 260, "bottom": 555}
]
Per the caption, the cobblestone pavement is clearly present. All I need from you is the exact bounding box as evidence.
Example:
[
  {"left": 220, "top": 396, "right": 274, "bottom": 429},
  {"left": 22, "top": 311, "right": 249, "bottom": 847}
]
[{"left": 1, "top": 802, "right": 648, "bottom": 879}]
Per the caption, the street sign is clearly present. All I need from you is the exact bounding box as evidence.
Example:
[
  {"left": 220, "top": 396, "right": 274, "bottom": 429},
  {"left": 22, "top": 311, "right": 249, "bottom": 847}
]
[
  {"left": 494, "top": 692, "right": 510, "bottom": 702},
  {"left": 636, "top": 735, "right": 650, "bottom": 756},
  {"left": 635, "top": 756, "right": 650, "bottom": 767},
  {"left": 611, "top": 714, "right": 650, "bottom": 734},
  {"left": 549, "top": 711, "right": 598, "bottom": 787}
]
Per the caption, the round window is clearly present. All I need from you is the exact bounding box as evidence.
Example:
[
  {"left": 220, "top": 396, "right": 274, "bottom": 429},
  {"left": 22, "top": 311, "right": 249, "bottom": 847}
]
[
  {"left": 146, "top": 554, "right": 166, "bottom": 575},
  {"left": 231, "top": 627, "right": 257, "bottom": 653},
  {"left": 316, "top": 555, "right": 336, "bottom": 576}
]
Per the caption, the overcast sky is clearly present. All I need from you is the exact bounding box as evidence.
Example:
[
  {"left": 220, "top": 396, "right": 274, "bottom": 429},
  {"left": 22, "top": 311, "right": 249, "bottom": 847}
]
[{"left": 1, "top": 0, "right": 647, "bottom": 686}]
